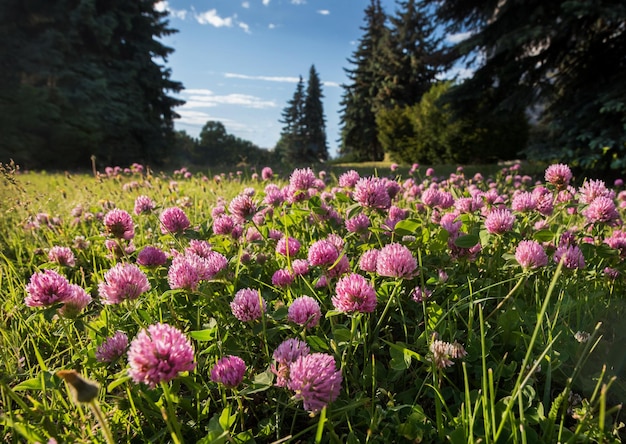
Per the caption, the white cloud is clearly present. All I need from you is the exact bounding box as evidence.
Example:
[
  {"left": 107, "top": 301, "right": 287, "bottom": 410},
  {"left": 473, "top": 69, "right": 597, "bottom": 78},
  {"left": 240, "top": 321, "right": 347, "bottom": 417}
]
[
  {"left": 195, "top": 9, "right": 233, "bottom": 27},
  {"left": 317, "top": 10, "right": 330, "bottom": 15},
  {"left": 291, "top": 0, "right": 306, "bottom": 4},
  {"left": 224, "top": 72, "right": 300, "bottom": 83},
  {"left": 262, "top": 0, "right": 270, "bottom": 5},
  {"left": 322, "top": 80, "right": 340, "bottom": 88},
  {"left": 268, "top": 23, "right": 276, "bottom": 29},
  {"left": 239, "top": 22, "right": 251, "bottom": 33},
  {"left": 242, "top": 1, "right": 250, "bottom": 8},
  {"left": 446, "top": 31, "right": 473, "bottom": 44},
  {"left": 176, "top": 109, "right": 215, "bottom": 126},
  {"left": 182, "top": 89, "right": 278, "bottom": 109},
  {"left": 154, "top": 1, "right": 187, "bottom": 20}
]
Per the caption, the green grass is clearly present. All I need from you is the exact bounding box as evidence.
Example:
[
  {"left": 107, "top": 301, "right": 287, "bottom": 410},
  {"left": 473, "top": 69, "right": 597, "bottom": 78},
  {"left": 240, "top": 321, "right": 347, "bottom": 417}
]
[{"left": 0, "top": 162, "right": 624, "bottom": 443}]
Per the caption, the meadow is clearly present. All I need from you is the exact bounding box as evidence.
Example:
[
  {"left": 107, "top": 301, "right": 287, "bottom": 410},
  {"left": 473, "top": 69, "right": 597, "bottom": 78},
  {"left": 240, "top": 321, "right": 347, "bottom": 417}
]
[{"left": 0, "top": 161, "right": 624, "bottom": 443}]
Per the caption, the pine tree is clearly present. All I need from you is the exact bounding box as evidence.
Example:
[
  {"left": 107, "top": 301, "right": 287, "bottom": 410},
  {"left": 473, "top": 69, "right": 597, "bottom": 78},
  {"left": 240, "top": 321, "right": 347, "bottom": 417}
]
[
  {"left": 277, "top": 76, "right": 307, "bottom": 164},
  {"left": 378, "top": 0, "right": 448, "bottom": 108},
  {"left": 0, "top": 0, "right": 183, "bottom": 169},
  {"left": 339, "top": 0, "right": 388, "bottom": 161},
  {"left": 303, "top": 65, "right": 329, "bottom": 162},
  {"left": 424, "top": 0, "right": 626, "bottom": 174}
]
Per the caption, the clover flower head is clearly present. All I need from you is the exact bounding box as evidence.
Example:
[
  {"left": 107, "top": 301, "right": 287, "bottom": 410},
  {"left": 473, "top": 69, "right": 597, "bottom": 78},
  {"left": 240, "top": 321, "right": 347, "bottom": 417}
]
[
  {"left": 271, "top": 338, "right": 310, "bottom": 387},
  {"left": 48, "top": 246, "right": 76, "bottom": 267},
  {"left": 96, "top": 331, "right": 129, "bottom": 363},
  {"left": 554, "top": 245, "right": 586, "bottom": 269},
  {"left": 25, "top": 269, "right": 72, "bottom": 307},
  {"left": 545, "top": 163, "right": 573, "bottom": 189},
  {"left": 276, "top": 236, "right": 302, "bottom": 257},
  {"left": 515, "top": 240, "right": 548, "bottom": 269},
  {"left": 287, "top": 353, "right": 342, "bottom": 414},
  {"left": 332, "top": 273, "right": 377, "bottom": 313},
  {"left": 484, "top": 208, "right": 516, "bottom": 234},
  {"left": 99, "top": 263, "right": 150, "bottom": 304},
  {"left": 58, "top": 284, "right": 92, "bottom": 317},
  {"left": 230, "top": 288, "right": 266, "bottom": 322},
  {"left": 134, "top": 195, "right": 156, "bottom": 215},
  {"left": 127, "top": 323, "right": 195, "bottom": 388},
  {"left": 376, "top": 243, "right": 417, "bottom": 278},
  {"left": 288, "top": 296, "right": 321, "bottom": 328},
  {"left": 353, "top": 177, "right": 391, "bottom": 209},
  {"left": 160, "top": 207, "right": 190, "bottom": 234},
  {"left": 104, "top": 209, "right": 135, "bottom": 240},
  {"left": 210, "top": 355, "right": 246, "bottom": 388},
  {"left": 137, "top": 246, "right": 168, "bottom": 267}
]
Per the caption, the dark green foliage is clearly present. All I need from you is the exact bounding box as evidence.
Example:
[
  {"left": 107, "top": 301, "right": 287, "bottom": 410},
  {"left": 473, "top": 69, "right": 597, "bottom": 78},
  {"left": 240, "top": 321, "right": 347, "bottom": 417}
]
[
  {"left": 424, "top": 0, "right": 626, "bottom": 174},
  {"left": 277, "top": 76, "right": 307, "bottom": 164},
  {"left": 377, "top": 81, "right": 528, "bottom": 164},
  {"left": 0, "top": 0, "right": 183, "bottom": 170},
  {"left": 277, "top": 67, "right": 329, "bottom": 164},
  {"left": 193, "top": 121, "right": 272, "bottom": 167},
  {"left": 303, "top": 65, "right": 329, "bottom": 162},
  {"left": 340, "top": 0, "right": 451, "bottom": 162},
  {"left": 378, "top": 0, "right": 448, "bottom": 108},
  {"left": 339, "top": 0, "right": 388, "bottom": 161}
]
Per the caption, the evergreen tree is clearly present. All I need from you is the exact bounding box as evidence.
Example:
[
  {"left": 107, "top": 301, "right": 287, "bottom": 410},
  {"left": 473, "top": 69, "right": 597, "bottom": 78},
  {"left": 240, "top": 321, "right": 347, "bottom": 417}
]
[
  {"left": 339, "top": 0, "right": 388, "bottom": 161},
  {"left": 303, "top": 65, "right": 329, "bottom": 162},
  {"left": 0, "top": 0, "right": 183, "bottom": 169},
  {"left": 277, "top": 76, "right": 307, "bottom": 163},
  {"left": 378, "top": 0, "right": 448, "bottom": 108},
  {"left": 424, "top": 0, "right": 626, "bottom": 174}
]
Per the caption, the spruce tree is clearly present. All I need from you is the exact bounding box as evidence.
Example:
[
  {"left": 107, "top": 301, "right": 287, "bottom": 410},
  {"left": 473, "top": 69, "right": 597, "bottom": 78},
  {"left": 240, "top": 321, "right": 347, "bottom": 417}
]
[
  {"left": 379, "top": 0, "right": 448, "bottom": 108},
  {"left": 424, "top": 0, "right": 626, "bottom": 174},
  {"left": 303, "top": 65, "right": 329, "bottom": 162},
  {"left": 339, "top": 0, "right": 388, "bottom": 161},
  {"left": 277, "top": 76, "right": 307, "bottom": 164},
  {"left": 0, "top": 0, "right": 183, "bottom": 169}
]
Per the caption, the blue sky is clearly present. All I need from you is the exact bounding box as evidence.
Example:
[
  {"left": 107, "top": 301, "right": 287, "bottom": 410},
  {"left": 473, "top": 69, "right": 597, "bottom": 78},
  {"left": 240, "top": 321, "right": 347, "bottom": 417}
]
[{"left": 155, "top": 0, "right": 467, "bottom": 157}]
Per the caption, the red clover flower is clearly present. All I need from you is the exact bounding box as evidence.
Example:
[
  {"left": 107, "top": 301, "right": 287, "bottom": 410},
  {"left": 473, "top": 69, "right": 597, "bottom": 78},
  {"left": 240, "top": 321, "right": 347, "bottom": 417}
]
[
  {"left": 287, "top": 353, "right": 343, "bottom": 414},
  {"left": 210, "top": 355, "right": 246, "bottom": 388},
  {"left": 127, "top": 323, "right": 195, "bottom": 388},
  {"left": 96, "top": 331, "right": 129, "bottom": 363},
  {"left": 98, "top": 263, "right": 150, "bottom": 304},
  {"left": 230, "top": 288, "right": 266, "bottom": 322}
]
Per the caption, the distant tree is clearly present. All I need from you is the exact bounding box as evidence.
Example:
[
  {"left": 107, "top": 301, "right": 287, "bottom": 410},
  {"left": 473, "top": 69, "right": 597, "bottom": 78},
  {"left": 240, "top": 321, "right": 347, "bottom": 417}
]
[
  {"left": 0, "top": 0, "right": 183, "bottom": 170},
  {"left": 196, "top": 120, "right": 270, "bottom": 166},
  {"left": 303, "top": 65, "right": 329, "bottom": 162},
  {"left": 172, "top": 130, "right": 198, "bottom": 164},
  {"left": 424, "top": 0, "right": 626, "bottom": 174},
  {"left": 277, "top": 76, "right": 307, "bottom": 163},
  {"left": 339, "top": 0, "right": 388, "bottom": 161}
]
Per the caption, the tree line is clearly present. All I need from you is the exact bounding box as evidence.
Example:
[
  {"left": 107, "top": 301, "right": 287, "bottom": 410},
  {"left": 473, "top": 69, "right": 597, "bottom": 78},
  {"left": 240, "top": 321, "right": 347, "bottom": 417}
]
[
  {"left": 2, "top": 1, "right": 624, "bottom": 174},
  {"left": 339, "top": 0, "right": 626, "bottom": 174}
]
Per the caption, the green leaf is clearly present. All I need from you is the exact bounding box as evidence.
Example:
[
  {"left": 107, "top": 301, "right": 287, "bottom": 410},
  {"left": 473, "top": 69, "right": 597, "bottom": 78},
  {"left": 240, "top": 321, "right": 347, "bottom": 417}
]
[
  {"left": 394, "top": 219, "right": 421, "bottom": 236},
  {"left": 533, "top": 229, "right": 554, "bottom": 242},
  {"left": 219, "top": 405, "right": 237, "bottom": 430},
  {"left": 389, "top": 345, "right": 411, "bottom": 371},
  {"left": 332, "top": 326, "right": 352, "bottom": 344},
  {"left": 13, "top": 377, "right": 44, "bottom": 391},
  {"left": 454, "top": 234, "right": 480, "bottom": 248},
  {"left": 306, "top": 335, "right": 330, "bottom": 352},
  {"left": 189, "top": 328, "right": 217, "bottom": 342},
  {"left": 107, "top": 375, "right": 132, "bottom": 392},
  {"left": 239, "top": 369, "right": 274, "bottom": 396}
]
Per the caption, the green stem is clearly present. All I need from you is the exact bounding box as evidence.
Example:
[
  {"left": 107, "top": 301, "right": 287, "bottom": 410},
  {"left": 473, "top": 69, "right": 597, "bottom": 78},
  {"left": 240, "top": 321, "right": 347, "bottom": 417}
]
[
  {"left": 373, "top": 280, "right": 402, "bottom": 338},
  {"left": 161, "top": 382, "right": 183, "bottom": 444},
  {"left": 88, "top": 400, "right": 115, "bottom": 444},
  {"left": 315, "top": 406, "right": 327, "bottom": 444}
]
